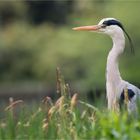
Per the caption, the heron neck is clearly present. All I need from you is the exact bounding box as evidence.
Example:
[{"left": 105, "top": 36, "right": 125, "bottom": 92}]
[{"left": 106, "top": 32, "right": 125, "bottom": 87}]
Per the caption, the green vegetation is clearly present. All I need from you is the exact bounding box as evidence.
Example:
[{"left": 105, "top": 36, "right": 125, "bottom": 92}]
[
  {"left": 0, "top": 70, "right": 140, "bottom": 140},
  {"left": 0, "top": 1, "right": 140, "bottom": 139},
  {"left": 0, "top": 1, "right": 139, "bottom": 94}
]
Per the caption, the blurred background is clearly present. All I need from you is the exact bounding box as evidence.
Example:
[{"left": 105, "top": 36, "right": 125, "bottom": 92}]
[{"left": 0, "top": 0, "right": 140, "bottom": 107}]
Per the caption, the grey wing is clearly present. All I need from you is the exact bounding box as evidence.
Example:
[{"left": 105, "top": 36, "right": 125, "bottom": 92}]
[
  {"left": 125, "top": 82, "right": 140, "bottom": 96},
  {"left": 124, "top": 81, "right": 140, "bottom": 114}
]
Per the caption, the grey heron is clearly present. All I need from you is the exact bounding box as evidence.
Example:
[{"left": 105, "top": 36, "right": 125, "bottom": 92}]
[{"left": 73, "top": 18, "right": 140, "bottom": 113}]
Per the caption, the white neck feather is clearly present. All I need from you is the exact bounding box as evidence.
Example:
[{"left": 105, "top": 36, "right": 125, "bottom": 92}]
[
  {"left": 106, "top": 29, "right": 125, "bottom": 109},
  {"left": 106, "top": 33, "right": 125, "bottom": 84}
]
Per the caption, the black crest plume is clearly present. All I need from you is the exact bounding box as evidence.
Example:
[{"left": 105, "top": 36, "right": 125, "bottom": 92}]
[{"left": 103, "top": 19, "right": 134, "bottom": 54}]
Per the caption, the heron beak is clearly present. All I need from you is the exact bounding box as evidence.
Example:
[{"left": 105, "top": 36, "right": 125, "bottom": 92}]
[{"left": 72, "top": 25, "right": 101, "bottom": 31}]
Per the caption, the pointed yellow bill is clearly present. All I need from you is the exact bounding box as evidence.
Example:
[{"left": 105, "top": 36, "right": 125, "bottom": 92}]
[{"left": 72, "top": 25, "right": 101, "bottom": 31}]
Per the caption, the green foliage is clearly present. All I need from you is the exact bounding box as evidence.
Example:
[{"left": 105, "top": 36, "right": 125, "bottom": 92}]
[
  {"left": 0, "top": 1, "right": 140, "bottom": 92},
  {"left": 0, "top": 72, "right": 140, "bottom": 140}
]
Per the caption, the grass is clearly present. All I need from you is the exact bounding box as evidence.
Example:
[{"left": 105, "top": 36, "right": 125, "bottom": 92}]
[{"left": 0, "top": 68, "right": 140, "bottom": 140}]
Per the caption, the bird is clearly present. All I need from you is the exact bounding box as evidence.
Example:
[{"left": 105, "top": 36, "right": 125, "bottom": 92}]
[{"left": 73, "top": 18, "right": 140, "bottom": 113}]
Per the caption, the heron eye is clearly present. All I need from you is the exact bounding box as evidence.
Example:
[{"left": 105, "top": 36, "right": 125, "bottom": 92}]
[{"left": 102, "top": 24, "right": 106, "bottom": 28}]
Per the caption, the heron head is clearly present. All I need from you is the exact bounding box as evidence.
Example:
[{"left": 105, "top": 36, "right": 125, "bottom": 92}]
[
  {"left": 73, "top": 17, "right": 134, "bottom": 53},
  {"left": 97, "top": 18, "right": 125, "bottom": 35},
  {"left": 73, "top": 18, "right": 124, "bottom": 35}
]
